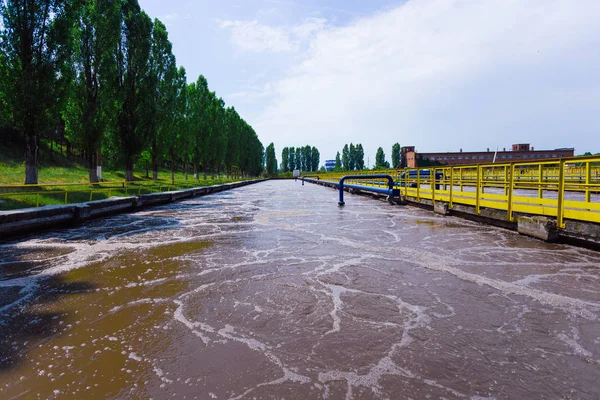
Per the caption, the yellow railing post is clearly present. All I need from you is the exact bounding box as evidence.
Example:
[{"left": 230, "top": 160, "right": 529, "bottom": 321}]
[
  {"left": 585, "top": 161, "right": 591, "bottom": 203},
  {"left": 557, "top": 159, "right": 566, "bottom": 228},
  {"left": 416, "top": 168, "right": 420, "bottom": 201},
  {"left": 504, "top": 165, "right": 509, "bottom": 196},
  {"left": 538, "top": 164, "right": 543, "bottom": 199},
  {"left": 476, "top": 165, "right": 481, "bottom": 215},
  {"left": 64, "top": 191, "right": 68, "bottom": 204},
  {"left": 89, "top": 191, "right": 93, "bottom": 202},
  {"left": 431, "top": 167, "right": 436, "bottom": 205},
  {"left": 507, "top": 163, "right": 515, "bottom": 221},
  {"left": 449, "top": 167, "right": 454, "bottom": 208},
  {"left": 36, "top": 193, "right": 39, "bottom": 207}
]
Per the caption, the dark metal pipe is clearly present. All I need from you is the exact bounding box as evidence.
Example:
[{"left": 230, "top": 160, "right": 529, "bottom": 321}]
[
  {"left": 338, "top": 174, "right": 394, "bottom": 206},
  {"left": 301, "top": 175, "right": 320, "bottom": 186}
]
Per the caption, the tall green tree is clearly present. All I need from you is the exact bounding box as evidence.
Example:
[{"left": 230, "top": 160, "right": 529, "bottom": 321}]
[
  {"left": 0, "top": 51, "right": 9, "bottom": 124},
  {"left": 148, "top": 18, "right": 176, "bottom": 180},
  {"left": 335, "top": 151, "right": 341, "bottom": 171},
  {"left": 375, "top": 146, "right": 389, "bottom": 169},
  {"left": 1, "top": 0, "right": 75, "bottom": 183},
  {"left": 356, "top": 144, "right": 365, "bottom": 170},
  {"left": 64, "top": 0, "right": 120, "bottom": 183},
  {"left": 187, "top": 75, "right": 210, "bottom": 179},
  {"left": 342, "top": 144, "right": 349, "bottom": 170},
  {"left": 115, "top": 0, "right": 153, "bottom": 181},
  {"left": 303, "top": 145, "right": 312, "bottom": 172},
  {"left": 265, "top": 142, "right": 277, "bottom": 174},
  {"left": 349, "top": 143, "right": 356, "bottom": 170},
  {"left": 295, "top": 147, "right": 302, "bottom": 171},
  {"left": 391, "top": 143, "right": 401, "bottom": 168},
  {"left": 281, "top": 147, "right": 289, "bottom": 173},
  {"left": 163, "top": 66, "right": 187, "bottom": 181},
  {"left": 205, "top": 95, "right": 227, "bottom": 178},
  {"left": 288, "top": 146, "right": 295, "bottom": 171},
  {"left": 224, "top": 106, "right": 240, "bottom": 177},
  {"left": 311, "top": 146, "right": 319, "bottom": 171}
]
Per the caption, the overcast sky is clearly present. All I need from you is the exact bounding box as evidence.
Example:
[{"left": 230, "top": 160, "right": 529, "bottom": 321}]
[{"left": 139, "top": 0, "right": 600, "bottom": 167}]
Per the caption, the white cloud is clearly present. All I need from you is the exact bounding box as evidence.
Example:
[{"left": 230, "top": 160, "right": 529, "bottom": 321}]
[
  {"left": 220, "top": 20, "right": 294, "bottom": 52},
  {"left": 219, "top": 17, "right": 327, "bottom": 53},
  {"left": 159, "top": 12, "right": 191, "bottom": 26},
  {"left": 248, "top": 0, "right": 600, "bottom": 164}
]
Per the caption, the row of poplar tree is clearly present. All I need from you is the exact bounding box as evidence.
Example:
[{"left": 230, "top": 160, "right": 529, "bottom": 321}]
[
  {"left": 280, "top": 146, "right": 320, "bottom": 173},
  {"left": 333, "top": 143, "right": 403, "bottom": 170},
  {"left": 334, "top": 143, "right": 366, "bottom": 170},
  {"left": 0, "top": 0, "right": 264, "bottom": 184}
]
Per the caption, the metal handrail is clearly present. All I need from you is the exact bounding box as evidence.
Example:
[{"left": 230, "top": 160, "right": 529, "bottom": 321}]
[
  {"left": 301, "top": 175, "right": 320, "bottom": 186},
  {"left": 338, "top": 174, "right": 394, "bottom": 206}
]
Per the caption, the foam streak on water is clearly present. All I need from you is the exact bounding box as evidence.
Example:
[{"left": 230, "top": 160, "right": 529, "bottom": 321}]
[{"left": 1, "top": 181, "right": 599, "bottom": 399}]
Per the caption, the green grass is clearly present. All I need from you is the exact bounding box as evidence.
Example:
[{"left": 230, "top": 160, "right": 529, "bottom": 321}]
[{"left": 0, "top": 143, "right": 245, "bottom": 210}]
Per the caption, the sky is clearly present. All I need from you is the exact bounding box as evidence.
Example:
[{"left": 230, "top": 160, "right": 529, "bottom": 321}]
[{"left": 138, "top": 0, "right": 600, "bottom": 167}]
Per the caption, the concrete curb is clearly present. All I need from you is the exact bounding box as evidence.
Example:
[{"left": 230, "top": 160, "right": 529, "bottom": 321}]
[{"left": 0, "top": 179, "right": 265, "bottom": 239}]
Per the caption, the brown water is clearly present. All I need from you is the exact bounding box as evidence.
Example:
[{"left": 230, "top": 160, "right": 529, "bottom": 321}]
[{"left": 1, "top": 180, "right": 599, "bottom": 399}]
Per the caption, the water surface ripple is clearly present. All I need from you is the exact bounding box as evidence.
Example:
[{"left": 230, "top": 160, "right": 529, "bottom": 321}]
[{"left": 1, "top": 181, "right": 599, "bottom": 399}]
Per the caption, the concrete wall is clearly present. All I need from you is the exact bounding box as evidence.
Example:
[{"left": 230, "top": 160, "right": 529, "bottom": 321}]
[{"left": 0, "top": 180, "right": 264, "bottom": 239}]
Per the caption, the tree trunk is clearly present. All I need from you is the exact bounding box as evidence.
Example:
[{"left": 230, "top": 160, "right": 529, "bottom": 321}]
[
  {"left": 125, "top": 157, "right": 135, "bottom": 181},
  {"left": 24, "top": 135, "right": 39, "bottom": 184},
  {"left": 97, "top": 150, "right": 102, "bottom": 181},
  {"left": 152, "top": 140, "right": 158, "bottom": 181},
  {"left": 193, "top": 162, "right": 198, "bottom": 180},
  {"left": 88, "top": 150, "right": 99, "bottom": 183},
  {"left": 170, "top": 159, "right": 175, "bottom": 183},
  {"left": 203, "top": 168, "right": 207, "bottom": 180},
  {"left": 184, "top": 162, "right": 188, "bottom": 180}
]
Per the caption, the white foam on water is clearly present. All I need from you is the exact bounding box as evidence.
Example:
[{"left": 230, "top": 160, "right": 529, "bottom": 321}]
[
  {"left": 324, "top": 285, "right": 345, "bottom": 335},
  {"left": 173, "top": 300, "right": 212, "bottom": 344},
  {"left": 556, "top": 327, "right": 599, "bottom": 364}
]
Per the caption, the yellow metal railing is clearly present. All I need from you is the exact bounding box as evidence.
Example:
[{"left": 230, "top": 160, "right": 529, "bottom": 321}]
[
  {"left": 317, "top": 156, "right": 600, "bottom": 227},
  {"left": 0, "top": 178, "right": 243, "bottom": 210}
]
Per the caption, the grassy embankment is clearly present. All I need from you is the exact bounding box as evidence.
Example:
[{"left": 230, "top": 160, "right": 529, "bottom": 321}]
[{"left": 0, "top": 142, "right": 240, "bottom": 210}]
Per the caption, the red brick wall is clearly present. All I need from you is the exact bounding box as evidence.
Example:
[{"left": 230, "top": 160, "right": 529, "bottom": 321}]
[{"left": 415, "top": 149, "right": 574, "bottom": 167}]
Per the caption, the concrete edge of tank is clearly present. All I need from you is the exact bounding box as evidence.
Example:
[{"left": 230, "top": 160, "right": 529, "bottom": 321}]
[{"left": 0, "top": 179, "right": 266, "bottom": 240}]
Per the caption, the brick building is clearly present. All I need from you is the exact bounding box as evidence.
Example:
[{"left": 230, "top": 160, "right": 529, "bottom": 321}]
[{"left": 403, "top": 144, "right": 574, "bottom": 168}]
